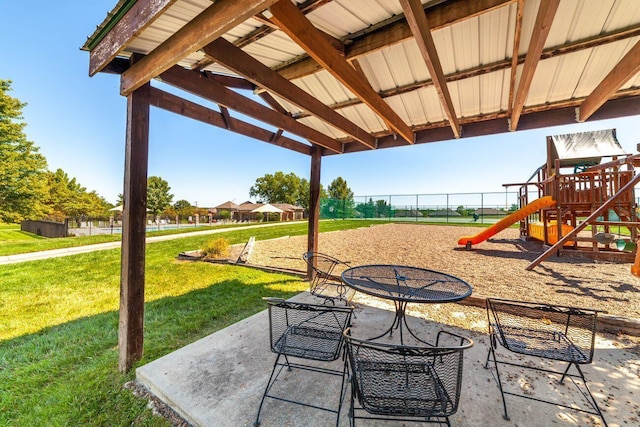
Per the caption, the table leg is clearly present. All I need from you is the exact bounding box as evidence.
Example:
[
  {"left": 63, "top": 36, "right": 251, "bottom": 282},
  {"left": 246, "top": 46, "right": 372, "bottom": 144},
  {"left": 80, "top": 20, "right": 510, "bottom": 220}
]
[
  {"left": 365, "top": 300, "right": 404, "bottom": 341},
  {"left": 365, "top": 301, "right": 433, "bottom": 345}
]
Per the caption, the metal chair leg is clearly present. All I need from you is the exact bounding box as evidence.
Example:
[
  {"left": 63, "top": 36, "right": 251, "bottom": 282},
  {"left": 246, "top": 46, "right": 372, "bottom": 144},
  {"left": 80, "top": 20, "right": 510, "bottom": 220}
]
[
  {"left": 254, "top": 354, "right": 283, "bottom": 426},
  {"left": 485, "top": 344, "right": 510, "bottom": 421}
]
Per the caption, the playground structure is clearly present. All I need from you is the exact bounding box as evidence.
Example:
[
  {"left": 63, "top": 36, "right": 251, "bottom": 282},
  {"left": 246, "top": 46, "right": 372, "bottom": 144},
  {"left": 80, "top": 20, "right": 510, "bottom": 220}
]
[{"left": 458, "top": 129, "right": 640, "bottom": 274}]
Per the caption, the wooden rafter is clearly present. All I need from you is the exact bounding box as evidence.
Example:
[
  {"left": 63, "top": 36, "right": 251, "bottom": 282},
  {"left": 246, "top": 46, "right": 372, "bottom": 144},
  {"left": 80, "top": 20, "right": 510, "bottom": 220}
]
[
  {"left": 400, "top": 0, "right": 460, "bottom": 138},
  {"left": 206, "top": 73, "right": 256, "bottom": 90},
  {"left": 269, "top": 0, "right": 414, "bottom": 144},
  {"left": 203, "top": 38, "right": 375, "bottom": 149},
  {"left": 578, "top": 40, "right": 640, "bottom": 122},
  {"left": 507, "top": 0, "right": 524, "bottom": 115},
  {"left": 238, "top": 0, "right": 330, "bottom": 48},
  {"left": 258, "top": 91, "right": 291, "bottom": 116},
  {"left": 149, "top": 87, "right": 312, "bottom": 155},
  {"left": 335, "top": 93, "right": 640, "bottom": 154},
  {"left": 191, "top": 0, "right": 329, "bottom": 72},
  {"left": 88, "top": 0, "right": 177, "bottom": 77},
  {"left": 120, "top": 0, "right": 278, "bottom": 95},
  {"left": 510, "top": 0, "right": 560, "bottom": 131},
  {"left": 293, "top": 24, "right": 640, "bottom": 124},
  {"left": 159, "top": 65, "right": 343, "bottom": 153},
  {"left": 276, "top": 0, "right": 513, "bottom": 81}
]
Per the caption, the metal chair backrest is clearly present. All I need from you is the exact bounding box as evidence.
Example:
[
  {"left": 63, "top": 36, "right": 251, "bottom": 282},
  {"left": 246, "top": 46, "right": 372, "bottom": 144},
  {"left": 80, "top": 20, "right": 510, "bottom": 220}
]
[
  {"left": 344, "top": 329, "right": 473, "bottom": 419},
  {"left": 486, "top": 298, "right": 598, "bottom": 364},
  {"left": 266, "top": 298, "right": 353, "bottom": 362},
  {"left": 302, "top": 251, "right": 348, "bottom": 292}
]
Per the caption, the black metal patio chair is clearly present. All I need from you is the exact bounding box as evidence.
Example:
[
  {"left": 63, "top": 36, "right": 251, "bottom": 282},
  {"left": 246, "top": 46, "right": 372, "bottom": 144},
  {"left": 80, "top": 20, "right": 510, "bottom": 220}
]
[
  {"left": 302, "top": 251, "right": 355, "bottom": 305},
  {"left": 254, "top": 298, "right": 353, "bottom": 427},
  {"left": 484, "top": 298, "right": 607, "bottom": 426},
  {"left": 343, "top": 328, "right": 473, "bottom": 426}
]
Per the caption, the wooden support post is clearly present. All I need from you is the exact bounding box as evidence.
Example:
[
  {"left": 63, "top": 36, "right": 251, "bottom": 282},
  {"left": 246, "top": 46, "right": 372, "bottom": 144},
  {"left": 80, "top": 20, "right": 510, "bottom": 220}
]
[
  {"left": 307, "top": 145, "right": 321, "bottom": 278},
  {"left": 119, "top": 80, "right": 150, "bottom": 372},
  {"left": 527, "top": 171, "right": 640, "bottom": 271}
]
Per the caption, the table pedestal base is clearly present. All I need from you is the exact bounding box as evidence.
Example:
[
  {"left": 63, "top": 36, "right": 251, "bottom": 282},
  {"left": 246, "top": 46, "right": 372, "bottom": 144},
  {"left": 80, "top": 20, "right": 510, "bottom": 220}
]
[{"left": 369, "top": 301, "right": 431, "bottom": 345}]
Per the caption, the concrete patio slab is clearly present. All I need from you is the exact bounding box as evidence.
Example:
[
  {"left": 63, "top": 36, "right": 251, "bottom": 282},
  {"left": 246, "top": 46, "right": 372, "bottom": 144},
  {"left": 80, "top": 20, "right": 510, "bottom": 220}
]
[{"left": 136, "top": 293, "right": 639, "bottom": 426}]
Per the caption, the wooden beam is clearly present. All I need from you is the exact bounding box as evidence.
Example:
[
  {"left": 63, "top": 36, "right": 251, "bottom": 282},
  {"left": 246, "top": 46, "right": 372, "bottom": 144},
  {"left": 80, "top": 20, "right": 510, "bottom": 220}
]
[
  {"left": 203, "top": 38, "right": 375, "bottom": 148},
  {"left": 149, "top": 87, "right": 312, "bottom": 155},
  {"left": 237, "top": 0, "right": 332, "bottom": 48},
  {"left": 154, "top": 87, "right": 311, "bottom": 153},
  {"left": 159, "top": 65, "right": 343, "bottom": 153},
  {"left": 88, "top": 0, "right": 176, "bottom": 76},
  {"left": 258, "top": 91, "right": 291, "bottom": 115},
  {"left": 400, "top": 0, "right": 461, "bottom": 138},
  {"left": 119, "top": 80, "right": 150, "bottom": 373},
  {"left": 276, "top": 0, "right": 513, "bottom": 80},
  {"left": 334, "top": 94, "right": 640, "bottom": 154},
  {"left": 307, "top": 145, "right": 322, "bottom": 277},
  {"left": 269, "top": 0, "right": 414, "bottom": 144},
  {"left": 219, "top": 106, "right": 233, "bottom": 130},
  {"left": 508, "top": 0, "right": 524, "bottom": 115},
  {"left": 578, "top": 40, "right": 640, "bottom": 122},
  {"left": 510, "top": 0, "right": 560, "bottom": 131},
  {"left": 206, "top": 73, "right": 256, "bottom": 90},
  {"left": 120, "top": 0, "right": 278, "bottom": 95}
]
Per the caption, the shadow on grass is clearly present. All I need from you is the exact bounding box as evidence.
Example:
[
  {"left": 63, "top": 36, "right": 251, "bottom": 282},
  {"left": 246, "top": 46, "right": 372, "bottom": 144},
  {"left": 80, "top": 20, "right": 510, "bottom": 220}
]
[{"left": 0, "top": 274, "right": 303, "bottom": 426}]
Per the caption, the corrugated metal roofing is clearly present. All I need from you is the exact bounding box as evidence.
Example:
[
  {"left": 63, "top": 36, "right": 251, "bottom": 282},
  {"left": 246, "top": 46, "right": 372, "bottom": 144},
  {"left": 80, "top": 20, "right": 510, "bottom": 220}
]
[{"left": 85, "top": 0, "right": 640, "bottom": 151}]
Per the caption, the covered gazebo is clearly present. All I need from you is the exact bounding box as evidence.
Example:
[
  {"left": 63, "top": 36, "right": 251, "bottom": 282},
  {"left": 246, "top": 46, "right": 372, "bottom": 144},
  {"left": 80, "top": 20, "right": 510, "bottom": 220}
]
[{"left": 83, "top": 0, "right": 640, "bottom": 371}]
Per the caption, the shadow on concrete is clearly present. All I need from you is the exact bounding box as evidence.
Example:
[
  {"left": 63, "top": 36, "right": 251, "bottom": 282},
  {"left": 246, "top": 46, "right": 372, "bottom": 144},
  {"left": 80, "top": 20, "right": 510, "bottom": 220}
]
[{"left": 136, "top": 293, "right": 638, "bottom": 427}]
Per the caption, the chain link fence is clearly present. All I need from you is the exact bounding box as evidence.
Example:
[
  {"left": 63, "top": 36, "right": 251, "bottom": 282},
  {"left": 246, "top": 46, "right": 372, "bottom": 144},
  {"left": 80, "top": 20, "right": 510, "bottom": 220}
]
[{"left": 320, "top": 191, "right": 520, "bottom": 224}]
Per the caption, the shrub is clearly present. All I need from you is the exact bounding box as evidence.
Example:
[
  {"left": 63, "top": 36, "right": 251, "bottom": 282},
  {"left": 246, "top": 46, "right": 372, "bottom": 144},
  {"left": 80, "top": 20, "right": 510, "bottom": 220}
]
[{"left": 201, "top": 237, "right": 230, "bottom": 259}]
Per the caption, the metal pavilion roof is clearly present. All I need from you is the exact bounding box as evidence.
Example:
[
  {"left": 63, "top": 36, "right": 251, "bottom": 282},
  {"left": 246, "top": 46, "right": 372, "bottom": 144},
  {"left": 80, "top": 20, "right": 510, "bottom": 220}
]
[
  {"left": 83, "top": 0, "right": 640, "bottom": 156},
  {"left": 83, "top": 0, "right": 640, "bottom": 373}
]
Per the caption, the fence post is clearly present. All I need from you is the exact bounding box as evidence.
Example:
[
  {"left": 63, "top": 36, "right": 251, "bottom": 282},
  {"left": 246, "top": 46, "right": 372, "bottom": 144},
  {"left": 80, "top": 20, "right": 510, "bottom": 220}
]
[{"left": 446, "top": 194, "right": 449, "bottom": 223}]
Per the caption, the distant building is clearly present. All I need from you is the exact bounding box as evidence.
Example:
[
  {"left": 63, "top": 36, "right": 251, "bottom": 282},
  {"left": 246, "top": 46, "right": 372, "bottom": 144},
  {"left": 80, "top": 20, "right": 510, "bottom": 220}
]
[
  {"left": 209, "top": 201, "right": 304, "bottom": 222},
  {"left": 394, "top": 209, "right": 424, "bottom": 217},
  {"left": 428, "top": 209, "right": 461, "bottom": 217}
]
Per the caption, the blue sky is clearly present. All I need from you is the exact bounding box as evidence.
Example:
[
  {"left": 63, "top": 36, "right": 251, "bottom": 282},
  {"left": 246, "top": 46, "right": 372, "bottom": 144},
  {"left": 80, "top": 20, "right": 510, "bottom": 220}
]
[{"left": 1, "top": 1, "right": 639, "bottom": 208}]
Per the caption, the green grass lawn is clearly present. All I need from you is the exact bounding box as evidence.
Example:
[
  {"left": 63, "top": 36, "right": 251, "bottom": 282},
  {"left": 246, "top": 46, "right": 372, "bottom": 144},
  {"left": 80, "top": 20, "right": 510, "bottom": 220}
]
[
  {"left": 0, "top": 219, "right": 380, "bottom": 426},
  {"left": 0, "top": 222, "right": 270, "bottom": 256},
  {"left": 0, "top": 219, "right": 499, "bottom": 257},
  {"left": 0, "top": 224, "right": 44, "bottom": 242}
]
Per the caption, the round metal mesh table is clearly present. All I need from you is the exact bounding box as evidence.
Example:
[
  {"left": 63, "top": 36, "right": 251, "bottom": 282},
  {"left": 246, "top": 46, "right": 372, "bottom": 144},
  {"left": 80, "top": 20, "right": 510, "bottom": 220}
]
[{"left": 342, "top": 264, "right": 472, "bottom": 343}]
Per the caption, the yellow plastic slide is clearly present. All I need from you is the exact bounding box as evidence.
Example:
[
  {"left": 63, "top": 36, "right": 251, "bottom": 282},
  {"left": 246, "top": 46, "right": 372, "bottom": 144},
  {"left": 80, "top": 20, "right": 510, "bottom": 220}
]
[{"left": 458, "top": 196, "right": 556, "bottom": 248}]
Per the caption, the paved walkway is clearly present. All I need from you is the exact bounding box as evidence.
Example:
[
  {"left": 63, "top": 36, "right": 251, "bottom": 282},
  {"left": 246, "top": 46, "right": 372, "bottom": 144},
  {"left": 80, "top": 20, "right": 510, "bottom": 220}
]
[{"left": 0, "top": 221, "right": 305, "bottom": 265}]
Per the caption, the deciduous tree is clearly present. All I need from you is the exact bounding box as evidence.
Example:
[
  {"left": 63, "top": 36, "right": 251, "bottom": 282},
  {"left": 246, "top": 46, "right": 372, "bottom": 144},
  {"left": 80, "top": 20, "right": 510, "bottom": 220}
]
[
  {"left": 147, "top": 176, "right": 173, "bottom": 216},
  {"left": 0, "top": 80, "right": 49, "bottom": 223},
  {"left": 325, "top": 177, "right": 355, "bottom": 219},
  {"left": 44, "top": 169, "right": 109, "bottom": 222},
  {"left": 249, "top": 172, "right": 325, "bottom": 210},
  {"left": 173, "top": 199, "right": 193, "bottom": 218},
  {"left": 327, "top": 177, "right": 353, "bottom": 201}
]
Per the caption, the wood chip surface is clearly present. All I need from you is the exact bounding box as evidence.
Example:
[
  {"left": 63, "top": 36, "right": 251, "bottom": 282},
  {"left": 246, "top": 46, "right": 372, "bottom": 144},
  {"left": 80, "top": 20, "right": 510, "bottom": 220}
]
[{"left": 248, "top": 223, "right": 640, "bottom": 321}]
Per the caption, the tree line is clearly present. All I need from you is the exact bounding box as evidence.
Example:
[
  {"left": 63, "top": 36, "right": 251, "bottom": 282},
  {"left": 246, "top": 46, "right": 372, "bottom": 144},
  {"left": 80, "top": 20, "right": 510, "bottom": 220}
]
[{"left": 0, "top": 80, "right": 111, "bottom": 223}]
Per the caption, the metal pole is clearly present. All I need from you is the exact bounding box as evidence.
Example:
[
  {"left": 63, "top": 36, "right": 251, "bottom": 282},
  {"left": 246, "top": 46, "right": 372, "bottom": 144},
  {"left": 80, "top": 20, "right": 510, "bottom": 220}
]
[{"left": 446, "top": 194, "right": 449, "bottom": 223}]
